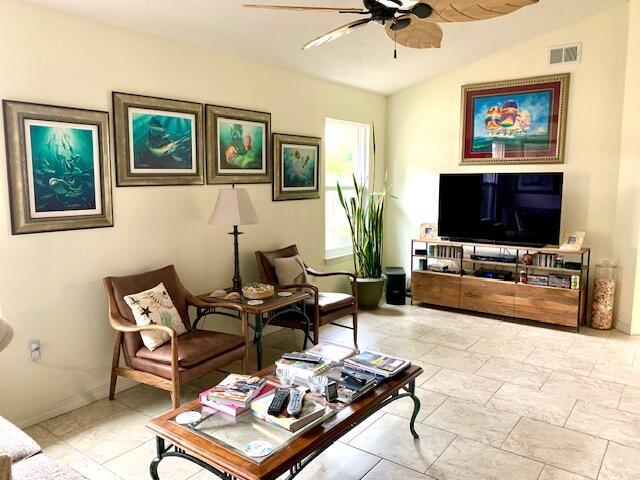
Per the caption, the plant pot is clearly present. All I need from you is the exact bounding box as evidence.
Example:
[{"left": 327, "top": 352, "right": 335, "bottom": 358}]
[{"left": 356, "top": 277, "right": 386, "bottom": 310}]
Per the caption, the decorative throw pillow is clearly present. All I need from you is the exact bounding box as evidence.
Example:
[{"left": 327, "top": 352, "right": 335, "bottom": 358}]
[
  {"left": 274, "top": 255, "right": 310, "bottom": 285},
  {"left": 124, "top": 283, "right": 187, "bottom": 351}
]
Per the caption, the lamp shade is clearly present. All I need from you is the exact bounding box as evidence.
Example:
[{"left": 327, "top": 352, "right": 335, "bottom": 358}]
[
  {"left": 208, "top": 188, "right": 259, "bottom": 226},
  {"left": 0, "top": 318, "right": 13, "bottom": 352}
]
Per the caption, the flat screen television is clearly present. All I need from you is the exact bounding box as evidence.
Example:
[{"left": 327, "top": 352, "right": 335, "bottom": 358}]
[{"left": 438, "top": 173, "right": 563, "bottom": 247}]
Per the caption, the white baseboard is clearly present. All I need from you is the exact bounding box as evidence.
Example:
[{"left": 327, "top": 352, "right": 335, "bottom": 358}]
[{"left": 12, "top": 378, "right": 138, "bottom": 429}]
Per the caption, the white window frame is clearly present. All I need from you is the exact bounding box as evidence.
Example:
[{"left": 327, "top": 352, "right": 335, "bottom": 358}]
[{"left": 324, "top": 117, "right": 371, "bottom": 261}]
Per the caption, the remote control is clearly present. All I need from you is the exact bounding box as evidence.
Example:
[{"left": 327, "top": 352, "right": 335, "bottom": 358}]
[
  {"left": 281, "top": 352, "right": 323, "bottom": 364},
  {"left": 286, "top": 389, "right": 305, "bottom": 417},
  {"left": 268, "top": 388, "right": 290, "bottom": 416}
]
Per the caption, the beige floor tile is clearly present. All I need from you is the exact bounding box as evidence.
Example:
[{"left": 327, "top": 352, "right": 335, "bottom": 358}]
[
  {"left": 488, "top": 383, "right": 576, "bottom": 426},
  {"left": 428, "top": 436, "right": 543, "bottom": 480},
  {"left": 382, "top": 387, "right": 447, "bottom": 422},
  {"left": 340, "top": 410, "right": 385, "bottom": 444},
  {"left": 599, "top": 442, "right": 640, "bottom": 480},
  {"left": 349, "top": 413, "right": 455, "bottom": 473},
  {"left": 60, "top": 409, "right": 154, "bottom": 464},
  {"left": 375, "top": 319, "right": 434, "bottom": 338},
  {"left": 568, "top": 339, "right": 636, "bottom": 365},
  {"left": 591, "top": 360, "right": 640, "bottom": 388},
  {"left": 412, "top": 361, "right": 442, "bottom": 387},
  {"left": 418, "top": 328, "right": 481, "bottom": 350},
  {"left": 450, "top": 321, "right": 522, "bottom": 342},
  {"left": 475, "top": 356, "right": 551, "bottom": 388},
  {"left": 565, "top": 401, "right": 640, "bottom": 450},
  {"left": 409, "top": 311, "right": 475, "bottom": 330},
  {"left": 540, "top": 371, "right": 624, "bottom": 408},
  {"left": 526, "top": 347, "right": 596, "bottom": 376},
  {"left": 362, "top": 459, "right": 434, "bottom": 479},
  {"left": 539, "top": 465, "right": 588, "bottom": 480},
  {"left": 515, "top": 328, "right": 577, "bottom": 350},
  {"left": 422, "top": 369, "right": 502, "bottom": 404},
  {"left": 468, "top": 338, "right": 535, "bottom": 362},
  {"left": 424, "top": 396, "right": 520, "bottom": 447},
  {"left": 104, "top": 438, "right": 200, "bottom": 480},
  {"left": 39, "top": 398, "right": 129, "bottom": 437},
  {"left": 619, "top": 387, "right": 640, "bottom": 414},
  {"left": 188, "top": 369, "right": 232, "bottom": 390},
  {"left": 286, "top": 443, "right": 380, "bottom": 480},
  {"left": 327, "top": 328, "right": 388, "bottom": 349},
  {"left": 369, "top": 337, "right": 437, "bottom": 360},
  {"left": 419, "top": 346, "right": 488, "bottom": 373},
  {"left": 502, "top": 418, "right": 607, "bottom": 479},
  {"left": 115, "top": 383, "right": 202, "bottom": 418}
]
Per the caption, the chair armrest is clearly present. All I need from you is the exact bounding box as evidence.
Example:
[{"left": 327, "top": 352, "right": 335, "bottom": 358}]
[
  {"left": 306, "top": 267, "right": 357, "bottom": 282},
  {"left": 278, "top": 283, "right": 319, "bottom": 296},
  {"left": 185, "top": 290, "right": 244, "bottom": 313},
  {"left": 108, "top": 310, "right": 176, "bottom": 338}
]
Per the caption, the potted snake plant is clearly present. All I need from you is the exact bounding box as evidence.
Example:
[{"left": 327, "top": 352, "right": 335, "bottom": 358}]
[{"left": 337, "top": 171, "right": 391, "bottom": 309}]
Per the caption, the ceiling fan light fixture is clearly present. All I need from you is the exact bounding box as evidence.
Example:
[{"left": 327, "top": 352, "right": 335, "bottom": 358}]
[
  {"left": 411, "top": 2, "right": 432, "bottom": 19},
  {"left": 391, "top": 17, "right": 411, "bottom": 31}
]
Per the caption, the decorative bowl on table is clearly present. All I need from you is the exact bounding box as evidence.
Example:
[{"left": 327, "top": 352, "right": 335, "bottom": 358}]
[{"left": 241, "top": 283, "right": 274, "bottom": 299}]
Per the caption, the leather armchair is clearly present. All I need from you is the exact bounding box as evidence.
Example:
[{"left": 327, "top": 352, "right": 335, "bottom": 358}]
[
  {"left": 255, "top": 245, "right": 358, "bottom": 346},
  {"left": 104, "top": 265, "right": 249, "bottom": 409}
]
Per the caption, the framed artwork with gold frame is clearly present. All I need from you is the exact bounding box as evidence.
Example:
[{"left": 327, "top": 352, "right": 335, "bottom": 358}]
[{"left": 460, "top": 74, "right": 570, "bottom": 165}]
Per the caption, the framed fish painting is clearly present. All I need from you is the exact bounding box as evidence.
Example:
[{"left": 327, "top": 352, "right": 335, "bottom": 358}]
[
  {"left": 3, "top": 100, "right": 113, "bottom": 234},
  {"left": 113, "top": 92, "right": 204, "bottom": 186},
  {"left": 205, "top": 105, "right": 271, "bottom": 184},
  {"left": 272, "top": 133, "right": 321, "bottom": 201},
  {"left": 460, "top": 74, "right": 570, "bottom": 164}
]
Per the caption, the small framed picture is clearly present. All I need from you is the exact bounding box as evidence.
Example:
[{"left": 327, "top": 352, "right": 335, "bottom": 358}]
[
  {"left": 205, "top": 105, "right": 271, "bottom": 184},
  {"left": 272, "top": 133, "right": 320, "bottom": 201},
  {"left": 3, "top": 100, "right": 113, "bottom": 234},
  {"left": 419, "top": 223, "right": 438, "bottom": 240},
  {"left": 560, "top": 231, "right": 586, "bottom": 252},
  {"left": 112, "top": 92, "right": 205, "bottom": 186}
]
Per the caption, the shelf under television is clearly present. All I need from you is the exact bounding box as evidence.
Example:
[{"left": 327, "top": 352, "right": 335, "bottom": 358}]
[
  {"left": 412, "top": 238, "right": 589, "bottom": 255},
  {"left": 521, "top": 265, "right": 585, "bottom": 275},
  {"left": 412, "top": 255, "right": 461, "bottom": 261},
  {"left": 462, "top": 259, "right": 518, "bottom": 269},
  {"left": 411, "top": 269, "right": 460, "bottom": 277}
]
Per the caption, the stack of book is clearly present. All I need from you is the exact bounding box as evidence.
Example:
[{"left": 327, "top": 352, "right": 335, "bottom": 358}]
[
  {"left": 250, "top": 393, "right": 334, "bottom": 433},
  {"left": 325, "top": 365, "right": 380, "bottom": 404},
  {"left": 344, "top": 350, "right": 411, "bottom": 378},
  {"left": 199, "top": 374, "right": 274, "bottom": 417}
]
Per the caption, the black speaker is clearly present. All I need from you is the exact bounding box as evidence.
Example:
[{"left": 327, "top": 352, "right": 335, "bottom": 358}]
[{"left": 385, "top": 267, "right": 406, "bottom": 305}]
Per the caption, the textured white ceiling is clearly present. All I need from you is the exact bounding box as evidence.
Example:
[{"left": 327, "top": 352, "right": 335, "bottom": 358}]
[{"left": 26, "top": 0, "right": 626, "bottom": 95}]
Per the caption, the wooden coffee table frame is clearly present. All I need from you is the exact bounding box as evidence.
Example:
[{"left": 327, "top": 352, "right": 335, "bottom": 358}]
[{"left": 147, "top": 365, "right": 423, "bottom": 480}]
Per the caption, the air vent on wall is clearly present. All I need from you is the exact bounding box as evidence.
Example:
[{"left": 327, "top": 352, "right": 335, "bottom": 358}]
[{"left": 549, "top": 43, "right": 582, "bottom": 66}]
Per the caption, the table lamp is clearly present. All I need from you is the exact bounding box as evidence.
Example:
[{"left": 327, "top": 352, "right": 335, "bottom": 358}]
[
  {"left": 208, "top": 187, "right": 259, "bottom": 292},
  {"left": 0, "top": 318, "right": 13, "bottom": 352}
]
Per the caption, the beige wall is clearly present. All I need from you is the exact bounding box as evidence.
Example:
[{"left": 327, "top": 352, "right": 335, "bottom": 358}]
[
  {"left": 385, "top": 5, "right": 631, "bottom": 326},
  {"left": 613, "top": 0, "right": 640, "bottom": 333},
  {"left": 0, "top": 0, "right": 386, "bottom": 426}
]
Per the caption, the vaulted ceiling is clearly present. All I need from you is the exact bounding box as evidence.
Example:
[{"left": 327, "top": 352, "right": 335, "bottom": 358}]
[{"left": 26, "top": 0, "right": 626, "bottom": 94}]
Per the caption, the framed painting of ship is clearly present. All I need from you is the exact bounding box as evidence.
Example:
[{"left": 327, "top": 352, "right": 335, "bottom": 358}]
[
  {"left": 3, "top": 100, "right": 113, "bottom": 234},
  {"left": 205, "top": 105, "right": 271, "bottom": 184},
  {"left": 272, "top": 133, "right": 320, "bottom": 201},
  {"left": 460, "top": 74, "right": 570, "bottom": 165},
  {"left": 113, "top": 92, "right": 204, "bottom": 186}
]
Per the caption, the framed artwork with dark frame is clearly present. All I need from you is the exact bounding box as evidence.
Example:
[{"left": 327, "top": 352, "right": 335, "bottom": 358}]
[
  {"left": 112, "top": 92, "right": 204, "bottom": 186},
  {"left": 3, "top": 100, "right": 113, "bottom": 234},
  {"left": 272, "top": 133, "right": 321, "bottom": 201},
  {"left": 460, "top": 73, "right": 570, "bottom": 165},
  {"left": 205, "top": 105, "right": 271, "bottom": 184}
]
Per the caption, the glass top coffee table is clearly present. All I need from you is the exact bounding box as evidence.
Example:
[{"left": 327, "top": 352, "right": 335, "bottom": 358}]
[{"left": 147, "top": 364, "right": 423, "bottom": 480}]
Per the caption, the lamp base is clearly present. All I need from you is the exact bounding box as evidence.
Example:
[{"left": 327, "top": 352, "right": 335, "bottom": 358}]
[{"left": 229, "top": 226, "right": 243, "bottom": 292}]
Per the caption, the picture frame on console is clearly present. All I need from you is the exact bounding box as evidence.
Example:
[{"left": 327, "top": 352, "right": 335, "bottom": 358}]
[
  {"left": 272, "top": 133, "right": 321, "bottom": 201},
  {"left": 3, "top": 100, "right": 113, "bottom": 234},
  {"left": 560, "top": 231, "right": 586, "bottom": 252},
  {"left": 460, "top": 73, "right": 570, "bottom": 165},
  {"left": 112, "top": 92, "right": 205, "bottom": 186},
  {"left": 205, "top": 105, "right": 271, "bottom": 185}
]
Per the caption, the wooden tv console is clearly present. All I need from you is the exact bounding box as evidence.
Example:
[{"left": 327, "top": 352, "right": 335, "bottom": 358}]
[{"left": 410, "top": 239, "right": 591, "bottom": 331}]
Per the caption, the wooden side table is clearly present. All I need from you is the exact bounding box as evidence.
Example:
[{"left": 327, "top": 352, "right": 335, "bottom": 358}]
[{"left": 195, "top": 291, "right": 311, "bottom": 370}]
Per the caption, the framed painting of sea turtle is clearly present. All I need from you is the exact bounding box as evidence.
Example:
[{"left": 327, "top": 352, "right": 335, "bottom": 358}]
[
  {"left": 205, "top": 105, "right": 271, "bottom": 184},
  {"left": 3, "top": 100, "right": 113, "bottom": 234},
  {"left": 460, "top": 73, "right": 570, "bottom": 165},
  {"left": 272, "top": 133, "right": 320, "bottom": 201},
  {"left": 112, "top": 92, "right": 204, "bottom": 186}
]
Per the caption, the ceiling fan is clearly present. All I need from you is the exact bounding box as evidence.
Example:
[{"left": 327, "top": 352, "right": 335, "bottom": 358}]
[{"left": 244, "top": 0, "right": 539, "bottom": 52}]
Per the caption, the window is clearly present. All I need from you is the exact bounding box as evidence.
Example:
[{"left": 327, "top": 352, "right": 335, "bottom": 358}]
[{"left": 324, "top": 118, "right": 370, "bottom": 260}]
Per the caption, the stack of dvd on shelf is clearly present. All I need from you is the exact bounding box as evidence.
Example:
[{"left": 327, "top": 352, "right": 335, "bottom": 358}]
[
  {"left": 428, "top": 245, "right": 462, "bottom": 259},
  {"left": 533, "top": 253, "right": 562, "bottom": 268}
]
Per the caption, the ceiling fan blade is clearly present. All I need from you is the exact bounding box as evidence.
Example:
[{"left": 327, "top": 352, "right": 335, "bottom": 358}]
[
  {"left": 385, "top": 16, "right": 443, "bottom": 48},
  {"left": 303, "top": 18, "right": 371, "bottom": 50},
  {"left": 410, "top": 2, "right": 433, "bottom": 19},
  {"left": 426, "top": 0, "right": 539, "bottom": 22},
  {"left": 243, "top": 4, "right": 366, "bottom": 13},
  {"left": 375, "top": 0, "right": 403, "bottom": 8}
]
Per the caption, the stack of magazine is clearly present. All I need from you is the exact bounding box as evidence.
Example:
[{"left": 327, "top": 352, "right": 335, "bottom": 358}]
[
  {"left": 199, "top": 374, "right": 274, "bottom": 417},
  {"left": 344, "top": 350, "right": 411, "bottom": 378}
]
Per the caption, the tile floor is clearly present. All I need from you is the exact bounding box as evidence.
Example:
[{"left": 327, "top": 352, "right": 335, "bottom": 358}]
[{"left": 22, "top": 304, "right": 640, "bottom": 480}]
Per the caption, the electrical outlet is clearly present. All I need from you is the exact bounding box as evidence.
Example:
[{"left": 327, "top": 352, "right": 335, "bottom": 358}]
[{"left": 28, "top": 339, "right": 41, "bottom": 362}]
